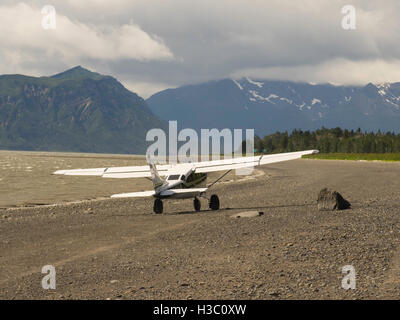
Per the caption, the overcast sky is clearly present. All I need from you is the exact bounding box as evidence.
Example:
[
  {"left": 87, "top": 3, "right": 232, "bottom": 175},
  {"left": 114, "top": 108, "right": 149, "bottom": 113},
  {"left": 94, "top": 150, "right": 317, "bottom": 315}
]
[{"left": 1, "top": 0, "right": 400, "bottom": 97}]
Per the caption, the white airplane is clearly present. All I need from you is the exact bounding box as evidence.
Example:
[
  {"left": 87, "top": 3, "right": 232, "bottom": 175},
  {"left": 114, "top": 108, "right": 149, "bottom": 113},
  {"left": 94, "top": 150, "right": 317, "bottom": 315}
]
[{"left": 53, "top": 150, "right": 318, "bottom": 214}]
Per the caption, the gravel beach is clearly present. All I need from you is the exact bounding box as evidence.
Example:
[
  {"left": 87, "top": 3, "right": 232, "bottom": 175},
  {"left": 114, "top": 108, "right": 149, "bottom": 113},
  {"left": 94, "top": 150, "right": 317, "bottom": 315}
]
[{"left": 1, "top": 159, "right": 400, "bottom": 299}]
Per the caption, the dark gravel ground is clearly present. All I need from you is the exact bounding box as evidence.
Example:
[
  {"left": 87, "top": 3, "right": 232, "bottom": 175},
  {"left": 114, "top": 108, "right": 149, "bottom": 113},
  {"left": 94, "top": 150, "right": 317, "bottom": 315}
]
[{"left": 1, "top": 159, "right": 400, "bottom": 300}]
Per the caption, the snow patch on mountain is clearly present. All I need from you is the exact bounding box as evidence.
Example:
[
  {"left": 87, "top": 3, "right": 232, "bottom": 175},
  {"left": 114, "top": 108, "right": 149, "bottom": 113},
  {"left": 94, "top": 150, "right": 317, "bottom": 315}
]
[
  {"left": 377, "top": 83, "right": 392, "bottom": 96},
  {"left": 245, "top": 77, "right": 263, "bottom": 88},
  {"left": 311, "top": 98, "right": 321, "bottom": 105},
  {"left": 386, "top": 99, "right": 399, "bottom": 109},
  {"left": 377, "top": 83, "right": 391, "bottom": 89},
  {"left": 249, "top": 90, "right": 278, "bottom": 104},
  {"left": 280, "top": 97, "right": 293, "bottom": 104},
  {"left": 232, "top": 79, "right": 243, "bottom": 90}
]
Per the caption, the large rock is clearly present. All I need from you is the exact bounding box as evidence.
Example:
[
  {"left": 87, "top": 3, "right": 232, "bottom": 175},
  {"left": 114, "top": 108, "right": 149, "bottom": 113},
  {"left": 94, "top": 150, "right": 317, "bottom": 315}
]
[{"left": 317, "top": 188, "right": 351, "bottom": 211}]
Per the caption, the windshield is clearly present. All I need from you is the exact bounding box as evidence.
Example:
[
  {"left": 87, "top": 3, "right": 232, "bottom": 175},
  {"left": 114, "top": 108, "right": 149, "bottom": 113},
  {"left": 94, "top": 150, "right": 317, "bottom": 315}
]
[{"left": 167, "top": 174, "right": 181, "bottom": 180}]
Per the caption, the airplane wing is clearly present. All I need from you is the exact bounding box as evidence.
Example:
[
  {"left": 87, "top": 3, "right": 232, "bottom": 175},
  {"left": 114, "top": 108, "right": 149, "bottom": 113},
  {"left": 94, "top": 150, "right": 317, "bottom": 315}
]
[
  {"left": 53, "top": 164, "right": 174, "bottom": 178},
  {"left": 53, "top": 150, "right": 318, "bottom": 178},
  {"left": 193, "top": 150, "right": 319, "bottom": 173},
  {"left": 110, "top": 188, "right": 207, "bottom": 198}
]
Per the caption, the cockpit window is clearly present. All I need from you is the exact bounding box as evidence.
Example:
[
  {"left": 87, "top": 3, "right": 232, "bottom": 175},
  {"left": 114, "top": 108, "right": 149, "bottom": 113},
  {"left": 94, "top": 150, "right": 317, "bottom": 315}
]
[{"left": 167, "top": 174, "right": 181, "bottom": 180}]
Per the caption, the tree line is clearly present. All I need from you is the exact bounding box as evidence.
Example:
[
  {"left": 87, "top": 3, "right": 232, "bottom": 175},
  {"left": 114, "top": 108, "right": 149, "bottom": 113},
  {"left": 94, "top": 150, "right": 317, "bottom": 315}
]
[{"left": 252, "top": 128, "right": 400, "bottom": 153}]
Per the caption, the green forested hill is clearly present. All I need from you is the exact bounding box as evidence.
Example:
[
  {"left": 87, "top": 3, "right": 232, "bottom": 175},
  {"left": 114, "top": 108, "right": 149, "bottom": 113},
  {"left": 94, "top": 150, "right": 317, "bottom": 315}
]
[
  {"left": 255, "top": 128, "right": 400, "bottom": 154},
  {"left": 0, "top": 66, "right": 166, "bottom": 154}
]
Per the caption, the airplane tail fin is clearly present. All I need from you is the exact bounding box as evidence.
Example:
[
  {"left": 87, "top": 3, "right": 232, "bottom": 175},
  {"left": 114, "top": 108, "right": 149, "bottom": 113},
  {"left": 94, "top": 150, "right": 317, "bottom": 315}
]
[{"left": 146, "top": 153, "right": 167, "bottom": 191}]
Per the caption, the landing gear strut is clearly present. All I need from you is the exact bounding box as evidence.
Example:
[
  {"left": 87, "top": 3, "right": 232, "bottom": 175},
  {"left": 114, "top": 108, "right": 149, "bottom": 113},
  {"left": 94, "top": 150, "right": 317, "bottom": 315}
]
[
  {"left": 194, "top": 197, "right": 201, "bottom": 211},
  {"left": 153, "top": 198, "right": 163, "bottom": 214},
  {"left": 209, "top": 194, "right": 220, "bottom": 210}
]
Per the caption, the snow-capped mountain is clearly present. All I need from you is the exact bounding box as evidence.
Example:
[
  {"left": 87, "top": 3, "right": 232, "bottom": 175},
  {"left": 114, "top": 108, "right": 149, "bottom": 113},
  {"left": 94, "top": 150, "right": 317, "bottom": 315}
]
[{"left": 146, "top": 78, "right": 400, "bottom": 135}]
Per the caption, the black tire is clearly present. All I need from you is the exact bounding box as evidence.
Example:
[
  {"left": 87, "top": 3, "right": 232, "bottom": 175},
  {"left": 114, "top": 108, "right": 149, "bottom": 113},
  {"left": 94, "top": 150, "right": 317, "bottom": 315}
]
[
  {"left": 194, "top": 197, "right": 201, "bottom": 211},
  {"left": 153, "top": 199, "right": 163, "bottom": 214},
  {"left": 209, "top": 194, "right": 220, "bottom": 210}
]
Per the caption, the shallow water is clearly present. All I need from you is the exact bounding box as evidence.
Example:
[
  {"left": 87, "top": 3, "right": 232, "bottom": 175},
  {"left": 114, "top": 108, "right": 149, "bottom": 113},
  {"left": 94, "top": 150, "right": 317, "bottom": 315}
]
[{"left": 0, "top": 150, "right": 150, "bottom": 208}]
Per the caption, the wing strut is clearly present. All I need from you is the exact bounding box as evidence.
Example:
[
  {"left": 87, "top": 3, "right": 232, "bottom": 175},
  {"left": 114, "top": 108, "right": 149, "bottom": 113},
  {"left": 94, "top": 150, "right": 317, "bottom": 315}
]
[
  {"left": 206, "top": 170, "right": 232, "bottom": 189},
  {"left": 258, "top": 154, "right": 264, "bottom": 166}
]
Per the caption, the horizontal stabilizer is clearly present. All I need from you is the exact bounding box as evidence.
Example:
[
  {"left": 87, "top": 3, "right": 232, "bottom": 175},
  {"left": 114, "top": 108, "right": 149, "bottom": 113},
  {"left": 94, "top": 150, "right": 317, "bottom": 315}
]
[
  {"left": 158, "top": 188, "right": 208, "bottom": 199},
  {"left": 110, "top": 188, "right": 207, "bottom": 199},
  {"left": 160, "top": 188, "right": 208, "bottom": 196}
]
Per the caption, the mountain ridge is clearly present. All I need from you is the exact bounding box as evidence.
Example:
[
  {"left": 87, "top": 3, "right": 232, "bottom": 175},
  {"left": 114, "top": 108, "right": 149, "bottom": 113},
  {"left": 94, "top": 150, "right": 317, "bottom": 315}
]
[
  {"left": 146, "top": 77, "right": 400, "bottom": 135},
  {"left": 0, "top": 66, "right": 166, "bottom": 154}
]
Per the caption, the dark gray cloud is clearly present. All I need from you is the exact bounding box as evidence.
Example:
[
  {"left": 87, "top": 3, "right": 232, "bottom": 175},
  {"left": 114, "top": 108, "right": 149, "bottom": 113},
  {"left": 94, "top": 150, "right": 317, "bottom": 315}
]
[{"left": 1, "top": 1, "right": 400, "bottom": 97}]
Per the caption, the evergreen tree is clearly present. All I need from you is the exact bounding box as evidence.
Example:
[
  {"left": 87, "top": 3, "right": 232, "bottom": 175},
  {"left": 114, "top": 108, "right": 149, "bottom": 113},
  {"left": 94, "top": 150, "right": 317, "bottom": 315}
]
[{"left": 254, "top": 128, "right": 400, "bottom": 154}]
